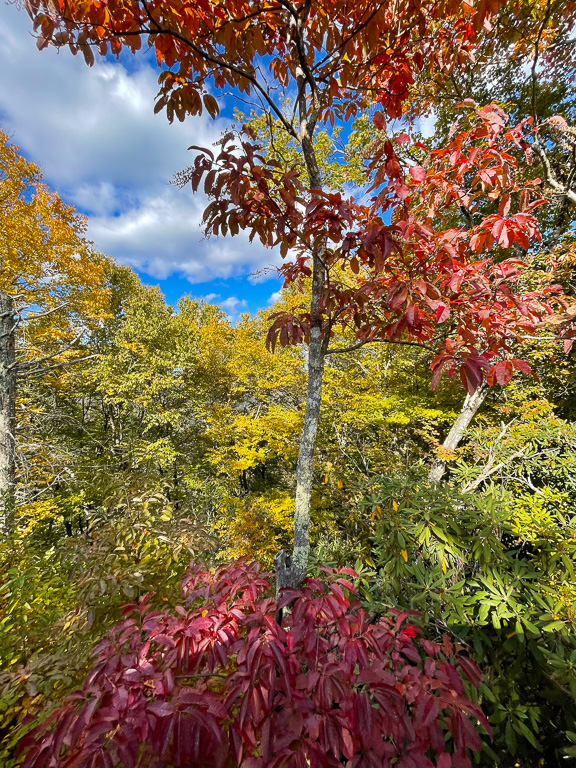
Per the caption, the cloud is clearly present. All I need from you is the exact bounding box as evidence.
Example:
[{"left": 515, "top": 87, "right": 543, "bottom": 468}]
[
  {"left": 267, "top": 290, "right": 282, "bottom": 305},
  {"left": 202, "top": 294, "right": 249, "bottom": 324},
  {"left": 0, "top": 2, "right": 280, "bottom": 283},
  {"left": 87, "top": 186, "right": 277, "bottom": 283},
  {"left": 418, "top": 113, "right": 437, "bottom": 138}
]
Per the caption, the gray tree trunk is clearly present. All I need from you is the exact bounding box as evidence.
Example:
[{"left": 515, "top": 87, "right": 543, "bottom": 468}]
[
  {"left": 0, "top": 291, "right": 16, "bottom": 534},
  {"left": 428, "top": 383, "right": 488, "bottom": 484},
  {"left": 275, "top": 126, "right": 326, "bottom": 592}
]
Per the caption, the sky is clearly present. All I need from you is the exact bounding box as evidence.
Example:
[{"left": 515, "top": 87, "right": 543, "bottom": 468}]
[{"left": 0, "top": 1, "right": 283, "bottom": 321}]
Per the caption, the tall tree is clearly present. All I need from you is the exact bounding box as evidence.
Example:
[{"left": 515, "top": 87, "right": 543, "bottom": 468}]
[
  {"left": 0, "top": 291, "right": 16, "bottom": 534},
  {"left": 0, "top": 131, "right": 109, "bottom": 533},
  {"left": 27, "top": 0, "right": 565, "bottom": 587}
]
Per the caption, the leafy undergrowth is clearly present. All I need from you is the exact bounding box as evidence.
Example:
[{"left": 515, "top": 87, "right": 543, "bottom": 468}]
[{"left": 18, "top": 561, "right": 489, "bottom": 768}]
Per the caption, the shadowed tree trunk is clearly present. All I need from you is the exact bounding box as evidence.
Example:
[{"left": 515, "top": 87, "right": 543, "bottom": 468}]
[
  {"left": 0, "top": 290, "right": 16, "bottom": 534},
  {"left": 428, "top": 383, "right": 488, "bottom": 485}
]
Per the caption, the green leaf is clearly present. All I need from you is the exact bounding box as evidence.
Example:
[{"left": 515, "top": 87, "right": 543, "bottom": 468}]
[
  {"left": 542, "top": 620, "right": 566, "bottom": 632},
  {"left": 505, "top": 721, "right": 517, "bottom": 755},
  {"left": 514, "top": 720, "right": 541, "bottom": 750}
]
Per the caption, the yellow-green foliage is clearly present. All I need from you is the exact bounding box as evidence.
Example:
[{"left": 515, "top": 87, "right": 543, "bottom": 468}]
[
  {"left": 0, "top": 497, "right": 213, "bottom": 765},
  {"left": 213, "top": 489, "right": 295, "bottom": 566},
  {"left": 235, "top": 106, "right": 374, "bottom": 192}
]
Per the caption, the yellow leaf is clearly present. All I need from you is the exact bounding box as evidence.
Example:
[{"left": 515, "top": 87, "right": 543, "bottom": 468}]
[
  {"left": 392, "top": 499, "right": 398, "bottom": 511},
  {"left": 401, "top": 549, "right": 408, "bottom": 562},
  {"left": 337, "top": 479, "right": 343, "bottom": 489},
  {"left": 324, "top": 473, "right": 329, "bottom": 484},
  {"left": 441, "top": 560, "right": 447, "bottom": 573}
]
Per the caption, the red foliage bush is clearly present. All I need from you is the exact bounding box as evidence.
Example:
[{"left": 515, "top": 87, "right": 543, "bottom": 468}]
[{"left": 19, "top": 562, "right": 489, "bottom": 768}]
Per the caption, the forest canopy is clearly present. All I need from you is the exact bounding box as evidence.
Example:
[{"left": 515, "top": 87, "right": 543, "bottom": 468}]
[{"left": 1, "top": 0, "right": 576, "bottom": 765}]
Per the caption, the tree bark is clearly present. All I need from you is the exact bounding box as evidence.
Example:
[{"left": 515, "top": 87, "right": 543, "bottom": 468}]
[
  {"left": 275, "top": 114, "right": 327, "bottom": 591},
  {"left": 428, "top": 383, "right": 488, "bottom": 484},
  {"left": 0, "top": 291, "right": 16, "bottom": 534},
  {"left": 279, "top": 261, "right": 325, "bottom": 590}
]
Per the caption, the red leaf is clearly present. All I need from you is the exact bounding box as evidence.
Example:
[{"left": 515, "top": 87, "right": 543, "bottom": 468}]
[
  {"left": 436, "top": 304, "right": 450, "bottom": 323},
  {"left": 498, "top": 193, "right": 511, "bottom": 217},
  {"left": 511, "top": 359, "right": 532, "bottom": 375},
  {"left": 409, "top": 165, "right": 427, "bottom": 183},
  {"left": 373, "top": 111, "right": 387, "bottom": 131},
  {"left": 491, "top": 218, "right": 511, "bottom": 248},
  {"left": 457, "top": 655, "right": 482, "bottom": 689},
  {"left": 335, "top": 578, "right": 357, "bottom": 593},
  {"left": 494, "top": 360, "right": 513, "bottom": 386},
  {"left": 430, "top": 356, "right": 451, "bottom": 390}
]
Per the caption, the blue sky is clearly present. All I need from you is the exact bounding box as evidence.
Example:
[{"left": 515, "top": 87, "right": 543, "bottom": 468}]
[{"left": 0, "top": 1, "right": 282, "bottom": 321}]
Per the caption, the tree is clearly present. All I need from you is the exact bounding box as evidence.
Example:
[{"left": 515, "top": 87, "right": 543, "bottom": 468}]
[
  {"left": 428, "top": 384, "right": 489, "bottom": 483},
  {"left": 15, "top": 262, "right": 235, "bottom": 540},
  {"left": 26, "top": 0, "right": 566, "bottom": 589},
  {"left": 0, "top": 132, "right": 109, "bottom": 533},
  {"left": 397, "top": 0, "right": 576, "bottom": 483}
]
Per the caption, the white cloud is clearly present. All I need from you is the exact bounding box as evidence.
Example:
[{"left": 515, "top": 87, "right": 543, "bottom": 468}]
[
  {"left": 418, "top": 113, "right": 437, "bottom": 139},
  {"left": 0, "top": 2, "right": 280, "bottom": 283},
  {"left": 202, "top": 294, "right": 249, "bottom": 324},
  {"left": 267, "top": 290, "right": 282, "bottom": 306}
]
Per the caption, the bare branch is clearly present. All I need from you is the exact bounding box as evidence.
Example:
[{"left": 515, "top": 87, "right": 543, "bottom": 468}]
[
  {"left": 24, "top": 354, "right": 98, "bottom": 379},
  {"left": 532, "top": 139, "right": 576, "bottom": 206},
  {"left": 15, "top": 331, "right": 84, "bottom": 371},
  {"left": 21, "top": 303, "right": 70, "bottom": 321}
]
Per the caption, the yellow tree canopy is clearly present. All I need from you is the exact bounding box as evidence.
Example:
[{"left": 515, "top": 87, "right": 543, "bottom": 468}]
[{"left": 0, "top": 130, "right": 109, "bottom": 324}]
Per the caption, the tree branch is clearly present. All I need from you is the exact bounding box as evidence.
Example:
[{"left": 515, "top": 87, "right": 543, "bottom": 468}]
[
  {"left": 138, "top": 0, "right": 298, "bottom": 139},
  {"left": 532, "top": 139, "right": 576, "bottom": 206},
  {"left": 325, "top": 337, "right": 434, "bottom": 355},
  {"left": 21, "top": 303, "right": 70, "bottom": 321},
  {"left": 15, "top": 331, "right": 84, "bottom": 371},
  {"left": 24, "top": 354, "right": 98, "bottom": 379}
]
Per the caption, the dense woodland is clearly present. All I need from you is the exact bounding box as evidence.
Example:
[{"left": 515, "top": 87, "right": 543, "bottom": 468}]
[{"left": 2, "top": 0, "right": 576, "bottom": 765}]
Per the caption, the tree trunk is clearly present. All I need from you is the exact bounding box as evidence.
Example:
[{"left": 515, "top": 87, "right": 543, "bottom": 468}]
[
  {"left": 0, "top": 291, "right": 16, "bottom": 534},
  {"left": 276, "top": 128, "right": 326, "bottom": 592},
  {"left": 277, "top": 264, "right": 325, "bottom": 591},
  {"left": 428, "top": 383, "right": 488, "bottom": 484}
]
